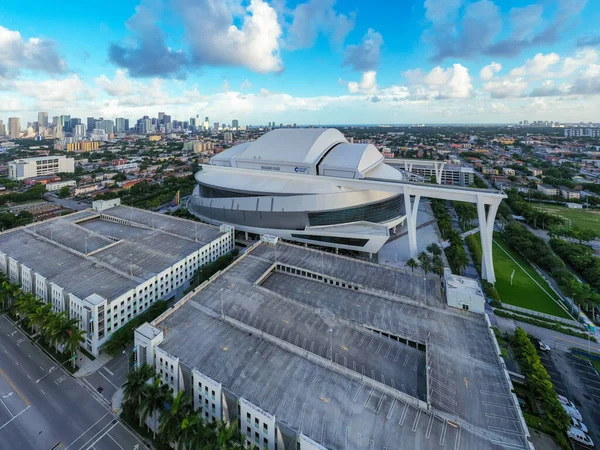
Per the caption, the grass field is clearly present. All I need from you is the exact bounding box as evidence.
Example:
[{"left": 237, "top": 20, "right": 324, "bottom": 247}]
[
  {"left": 531, "top": 203, "right": 600, "bottom": 230},
  {"left": 491, "top": 233, "right": 572, "bottom": 319}
]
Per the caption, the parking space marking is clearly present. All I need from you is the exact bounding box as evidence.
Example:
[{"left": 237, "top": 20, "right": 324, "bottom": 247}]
[{"left": 0, "top": 405, "right": 31, "bottom": 431}]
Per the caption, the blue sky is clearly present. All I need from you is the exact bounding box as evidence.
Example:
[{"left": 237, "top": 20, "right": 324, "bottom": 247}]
[{"left": 1, "top": 0, "right": 600, "bottom": 125}]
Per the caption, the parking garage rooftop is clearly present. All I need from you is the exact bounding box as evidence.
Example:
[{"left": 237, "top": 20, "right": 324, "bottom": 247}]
[
  {"left": 153, "top": 241, "right": 530, "bottom": 450},
  {"left": 0, "top": 206, "right": 226, "bottom": 301}
]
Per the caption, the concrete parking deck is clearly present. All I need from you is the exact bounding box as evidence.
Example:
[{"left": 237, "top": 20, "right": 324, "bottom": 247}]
[{"left": 153, "top": 241, "right": 529, "bottom": 450}]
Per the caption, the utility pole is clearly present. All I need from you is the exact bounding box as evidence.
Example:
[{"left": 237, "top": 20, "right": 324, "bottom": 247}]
[
  {"left": 327, "top": 328, "right": 333, "bottom": 362},
  {"left": 130, "top": 253, "right": 133, "bottom": 276},
  {"left": 220, "top": 288, "right": 224, "bottom": 319}
]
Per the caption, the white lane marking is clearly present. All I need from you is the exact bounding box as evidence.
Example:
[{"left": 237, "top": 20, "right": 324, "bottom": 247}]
[
  {"left": 40, "top": 389, "right": 46, "bottom": 395},
  {"left": 103, "top": 367, "right": 114, "bottom": 376},
  {"left": 63, "top": 412, "right": 110, "bottom": 449},
  {"left": 82, "top": 422, "right": 119, "bottom": 450},
  {"left": 26, "top": 375, "right": 31, "bottom": 380},
  {"left": 98, "top": 371, "right": 119, "bottom": 390},
  {"left": 0, "top": 397, "right": 14, "bottom": 418},
  {"left": 14, "top": 362, "right": 18, "bottom": 366},
  {"left": 0, "top": 405, "right": 31, "bottom": 431},
  {"left": 107, "top": 433, "right": 126, "bottom": 450},
  {"left": 27, "top": 354, "right": 31, "bottom": 359}
]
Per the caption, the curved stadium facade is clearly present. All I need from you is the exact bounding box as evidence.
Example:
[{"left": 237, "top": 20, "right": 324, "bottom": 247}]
[{"left": 188, "top": 128, "right": 408, "bottom": 253}]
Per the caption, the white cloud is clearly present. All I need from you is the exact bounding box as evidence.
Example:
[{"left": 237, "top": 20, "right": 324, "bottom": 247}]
[
  {"left": 222, "top": 79, "right": 229, "bottom": 92},
  {"left": 491, "top": 101, "right": 510, "bottom": 113},
  {"left": 14, "top": 74, "right": 91, "bottom": 102},
  {"left": 240, "top": 78, "right": 252, "bottom": 90},
  {"left": 343, "top": 28, "right": 384, "bottom": 72},
  {"left": 0, "top": 25, "right": 66, "bottom": 77},
  {"left": 287, "top": 0, "right": 355, "bottom": 49},
  {"left": 483, "top": 77, "right": 528, "bottom": 98},
  {"left": 94, "top": 70, "right": 135, "bottom": 96},
  {"left": 347, "top": 71, "right": 377, "bottom": 94},
  {"left": 480, "top": 62, "right": 502, "bottom": 81},
  {"left": 175, "top": 0, "right": 283, "bottom": 74},
  {"left": 509, "top": 52, "right": 560, "bottom": 78},
  {"left": 404, "top": 64, "right": 473, "bottom": 99},
  {"left": 559, "top": 48, "right": 598, "bottom": 77}
]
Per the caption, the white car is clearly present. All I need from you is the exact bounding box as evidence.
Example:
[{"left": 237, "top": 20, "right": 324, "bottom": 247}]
[
  {"left": 571, "top": 417, "right": 589, "bottom": 434},
  {"left": 538, "top": 340, "right": 550, "bottom": 352},
  {"left": 567, "top": 427, "right": 594, "bottom": 448},
  {"left": 562, "top": 403, "right": 583, "bottom": 422},
  {"left": 557, "top": 394, "right": 576, "bottom": 409}
]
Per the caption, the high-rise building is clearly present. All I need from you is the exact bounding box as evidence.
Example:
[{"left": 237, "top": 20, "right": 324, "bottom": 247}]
[
  {"left": 8, "top": 117, "right": 20, "bottom": 139},
  {"left": 124, "top": 119, "right": 130, "bottom": 131},
  {"left": 71, "top": 118, "right": 81, "bottom": 129},
  {"left": 213, "top": 122, "right": 219, "bottom": 131},
  {"left": 38, "top": 112, "right": 48, "bottom": 129},
  {"left": 232, "top": 119, "right": 239, "bottom": 129},
  {"left": 94, "top": 119, "right": 114, "bottom": 134},
  {"left": 158, "top": 112, "right": 165, "bottom": 124},
  {"left": 87, "top": 117, "right": 96, "bottom": 132},
  {"left": 0, "top": 120, "right": 5, "bottom": 136},
  {"left": 163, "top": 114, "right": 171, "bottom": 124},
  {"left": 60, "top": 115, "right": 71, "bottom": 133},
  {"left": 74, "top": 124, "right": 87, "bottom": 137},
  {"left": 115, "top": 118, "right": 127, "bottom": 133},
  {"left": 53, "top": 116, "right": 60, "bottom": 127}
]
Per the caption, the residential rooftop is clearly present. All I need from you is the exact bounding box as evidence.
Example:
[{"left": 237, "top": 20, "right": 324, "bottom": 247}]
[
  {"left": 0, "top": 206, "right": 224, "bottom": 301},
  {"left": 153, "top": 241, "right": 529, "bottom": 450}
]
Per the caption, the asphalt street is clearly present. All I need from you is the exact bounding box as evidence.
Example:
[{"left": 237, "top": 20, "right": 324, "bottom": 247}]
[
  {"left": 83, "top": 350, "right": 130, "bottom": 405},
  {"left": 495, "top": 315, "right": 600, "bottom": 353},
  {"left": 0, "top": 314, "right": 147, "bottom": 450}
]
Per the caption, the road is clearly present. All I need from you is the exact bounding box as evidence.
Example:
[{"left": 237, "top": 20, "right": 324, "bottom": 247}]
[
  {"left": 0, "top": 315, "right": 146, "bottom": 450},
  {"left": 83, "top": 350, "right": 131, "bottom": 405},
  {"left": 495, "top": 314, "right": 599, "bottom": 353},
  {"left": 43, "top": 193, "right": 89, "bottom": 211}
]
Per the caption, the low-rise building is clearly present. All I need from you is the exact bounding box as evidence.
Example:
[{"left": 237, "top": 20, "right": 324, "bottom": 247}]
[
  {"left": 502, "top": 167, "right": 516, "bottom": 176},
  {"left": 45, "top": 180, "right": 76, "bottom": 192},
  {"left": 0, "top": 199, "right": 234, "bottom": 355},
  {"left": 560, "top": 186, "right": 580, "bottom": 200},
  {"left": 8, "top": 156, "right": 75, "bottom": 180},
  {"left": 537, "top": 184, "right": 559, "bottom": 196}
]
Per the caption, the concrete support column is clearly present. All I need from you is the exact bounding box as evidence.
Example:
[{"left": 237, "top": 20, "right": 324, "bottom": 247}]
[
  {"left": 434, "top": 162, "right": 446, "bottom": 185},
  {"left": 403, "top": 190, "right": 421, "bottom": 259},
  {"left": 244, "top": 231, "right": 249, "bottom": 240},
  {"left": 477, "top": 198, "right": 499, "bottom": 283}
]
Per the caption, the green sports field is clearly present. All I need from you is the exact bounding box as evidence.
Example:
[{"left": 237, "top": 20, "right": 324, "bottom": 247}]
[
  {"left": 531, "top": 203, "right": 600, "bottom": 230},
  {"left": 492, "top": 233, "right": 571, "bottom": 319}
]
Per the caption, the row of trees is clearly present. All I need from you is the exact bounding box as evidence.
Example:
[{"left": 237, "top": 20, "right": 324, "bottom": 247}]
[
  {"left": 407, "top": 243, "right": 444, "bottom": 276},
  {"left": 502, "top": 222, "right": 600, "bottom": 316},
  {"left": 452, "top": 201, "right": 477, "bottom": 231},
  {"left": 548, "top": 225, "right": 598, "bottom": 244},
  {"left": 512, "top": 328, "right": 570, "bottom": 434},
  {"left": 428, "top": 200, "right": 471, "bottom": 275},
  {"left": 123, "top": 365, "right": 250, "bottom": 450},
  {"left": 505, "top": 190, "right": 565, "bottom": 230},
  {"left": 550, "top": 239, "right": 600, "bottom": 294},
  {"left": 0, "top": 276, "right": 85, "bottom": 368}
]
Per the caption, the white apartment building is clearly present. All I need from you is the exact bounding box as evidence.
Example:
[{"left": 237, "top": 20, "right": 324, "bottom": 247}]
[
  {"left": 537, "top": 184, "right": 559, "bottom": 196},
  {"left": 8, "top": 156, "right": 75, "bottom": 180},
  {"left": 0, "top": 199, "right": 234, "bottom": 356},
  {"left": 564, "top": 128, "right": 600, "bottom": 138},
  {"left": 560, "top": 186, "right": 581, "bottom": 200},
  {"left": 45, "top": 179, "right": 76, "bottom": 192}
]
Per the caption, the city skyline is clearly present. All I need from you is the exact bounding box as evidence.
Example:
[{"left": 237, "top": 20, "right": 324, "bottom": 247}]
[{"left": 2, "top": 0, "right": 600, "bottom": 124}]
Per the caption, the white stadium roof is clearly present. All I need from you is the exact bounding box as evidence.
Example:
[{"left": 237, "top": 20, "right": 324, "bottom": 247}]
[{"left": 210, "top": 128, "right": 401, "bottom": 180}]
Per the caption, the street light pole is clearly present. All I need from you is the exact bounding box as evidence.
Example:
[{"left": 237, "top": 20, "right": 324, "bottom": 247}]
[
  {"left": 327, "top": 328, "right": 333, "bottom": 362},
  {"left": 220, "top": 288, "right": 224, "bottom": 319}
]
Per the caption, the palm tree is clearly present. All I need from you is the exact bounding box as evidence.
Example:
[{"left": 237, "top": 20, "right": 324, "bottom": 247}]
[
  {"left": 417, "top": 251, "right": 431, "bottom": 274},
  {"left": 159, "top": 390, "right": 193, "bottom": 449},
  {"left": 406, "top": 258, "right": 418, "bottom": 272},
  {"left": 1, "top": 281, "right": 22, "bottom": 309},
  {"left": 140, "top": 378, "right": 170, "bottom": 439},
  {"left": 27, "top": 302, "right": 52, "bottom": 336},
  {"left": 215, "top": 420, "right": 244, "bottom": 450},
  {"left": 180, "top": 412, "right": 213, "bottom": 450},
  {"left": 123, "top": 364, "right": 156, "bottom": 422},
  {"left": 63, "top": 326, "right": 86, "bottom": 369},
  {"left": 426, "top": 243, "right": 442, "bottom": 258},
  {"left": 14, "top": 292, "right": 39, "bottom": 324}
]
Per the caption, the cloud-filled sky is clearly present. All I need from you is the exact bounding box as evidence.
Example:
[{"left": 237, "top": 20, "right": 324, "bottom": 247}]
[{"left": 1, "top": 0, "right": 600, "bottom": 125}]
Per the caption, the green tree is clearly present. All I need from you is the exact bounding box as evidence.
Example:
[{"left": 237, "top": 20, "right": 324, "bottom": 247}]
[
  {"left": 124, "top": 364, "right": 157, "bottom": 423},
  {"left": 140, "top": 378, "right": 170, "bottom": 439},
  {"left": 180, "top": 412, "right": 213, "bottom": 450},
  {"left": 159, "top": 391, "right": 193, "bottom": 450},
  {"left": 426, "top": 243, "right": 442, "bottom": 258},
  {"left": 215, "top": 420, "right": 244, "bottom": 450},
  {"left": 58, "top": 186, "right": 71, "bottom": 198},
  {"left": 417, "top": 251, "right": 432, "bottom": 274},
  {"left": 406, "top": 258, "right": 418, "bottom": 272},
  {"left": 64, "top": 326, "right": 86, "bottom": 369}
]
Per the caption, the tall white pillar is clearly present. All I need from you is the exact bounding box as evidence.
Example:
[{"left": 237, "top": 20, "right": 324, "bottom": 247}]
[
  {"left": 477, "top": 197, "right": 499, "bottom": 283},
  {"left": 404, "top": 190, "right": 421, "bottom": 259},
  {"left": 434, "top": 162, "right": 446, "bottom": 185}
]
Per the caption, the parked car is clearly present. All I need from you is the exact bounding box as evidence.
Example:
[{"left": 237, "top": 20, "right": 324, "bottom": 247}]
[
  {"left": 567, "top": 427, "right": 594, "bottom": 448},
  {"left": 571, "top": 417, "right": 589, "bottom": 434},
  {"left": 562, "top": 403, "right": 583, "bottom": 422},
  {"left": 558, "top": 394, "right": 576, "bottom": 409},
  {"left": 538, "top": 340, "right": 550, "bottom": 352}
]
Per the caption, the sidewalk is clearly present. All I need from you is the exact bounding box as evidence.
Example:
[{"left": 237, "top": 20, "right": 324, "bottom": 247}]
[{"left": 74, "top": 351, "right": 112, "bottom": 377}]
